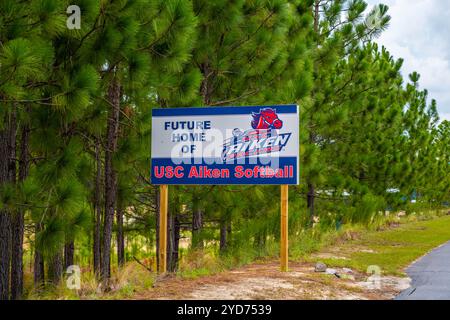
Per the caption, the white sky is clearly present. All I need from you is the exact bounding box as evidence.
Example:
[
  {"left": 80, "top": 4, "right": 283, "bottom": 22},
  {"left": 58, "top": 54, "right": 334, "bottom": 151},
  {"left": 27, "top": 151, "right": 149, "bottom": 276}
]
[{"left": 365, "top": 0, "right": 450, "bottom": 121}]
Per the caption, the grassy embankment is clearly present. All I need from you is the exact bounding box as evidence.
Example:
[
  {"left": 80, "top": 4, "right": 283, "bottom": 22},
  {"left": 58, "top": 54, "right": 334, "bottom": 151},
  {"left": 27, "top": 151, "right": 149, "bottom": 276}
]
[{"left": 311, "top": 210, "right": 450, "bottom": 276}]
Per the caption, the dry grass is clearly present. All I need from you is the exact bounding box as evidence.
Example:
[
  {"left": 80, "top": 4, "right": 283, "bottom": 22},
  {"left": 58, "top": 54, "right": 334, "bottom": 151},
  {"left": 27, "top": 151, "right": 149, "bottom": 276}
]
[{"left": 26, "top": 262, "right": 156, "bottom": 300}]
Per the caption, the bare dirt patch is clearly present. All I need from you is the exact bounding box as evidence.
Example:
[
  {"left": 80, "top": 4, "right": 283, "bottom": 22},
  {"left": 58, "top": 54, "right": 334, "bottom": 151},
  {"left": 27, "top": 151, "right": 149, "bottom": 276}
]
[{"left": 134, "top": 261, "right": 405, "bottom": 300}]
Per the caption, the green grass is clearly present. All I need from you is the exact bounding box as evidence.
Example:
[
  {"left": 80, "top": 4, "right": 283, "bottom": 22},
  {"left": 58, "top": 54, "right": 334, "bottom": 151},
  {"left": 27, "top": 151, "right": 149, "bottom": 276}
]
[
  {"left": 177, "top": 267, "right": 215, "bottom": 279},
  {"left": 311, "top": 214, "right": 450, "bottom": 276}
]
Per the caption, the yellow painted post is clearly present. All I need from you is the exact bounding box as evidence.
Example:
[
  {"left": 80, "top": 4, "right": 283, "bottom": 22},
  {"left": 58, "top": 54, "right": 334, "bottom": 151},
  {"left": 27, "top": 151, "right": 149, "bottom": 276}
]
[
  {"left": 159, "top": 185, "right": 169, "bottom": 274},
  {"left": 280, "top": 185, "right": 289, "bottom": 272}
]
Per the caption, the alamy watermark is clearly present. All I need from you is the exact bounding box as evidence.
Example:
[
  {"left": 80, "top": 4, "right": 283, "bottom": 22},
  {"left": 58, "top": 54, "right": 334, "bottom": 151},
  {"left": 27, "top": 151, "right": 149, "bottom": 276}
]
[
  {"left": 365, "top": 5, "right": 384, "bottom": 30},
  {"left": 67, "top": 5, "right": 81, "bottom": 30},
  {"left": 366, "top": 265, "right": 382, "bottom": 290},
  {"left": 66, "top": 265, "right": 81, "bottom": 290}
]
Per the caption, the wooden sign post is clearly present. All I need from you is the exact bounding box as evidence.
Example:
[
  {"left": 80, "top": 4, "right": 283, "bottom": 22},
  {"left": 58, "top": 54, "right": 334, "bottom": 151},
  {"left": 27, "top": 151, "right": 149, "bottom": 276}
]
[
  {"left": 280, "top": 185, "right": 289, "bottom": 272},
  {"left": 158, "top": 185, "right": 169, "bottom": 274}
]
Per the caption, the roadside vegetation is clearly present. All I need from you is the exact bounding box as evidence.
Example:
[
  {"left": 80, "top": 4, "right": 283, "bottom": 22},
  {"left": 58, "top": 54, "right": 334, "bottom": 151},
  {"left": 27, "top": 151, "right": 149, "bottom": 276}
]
[
  {"left": 310, "top": 208, "right": 450, "bottom": 276},
  {"left": 22, "top": 207, "right": 450, "bottom": 299}
]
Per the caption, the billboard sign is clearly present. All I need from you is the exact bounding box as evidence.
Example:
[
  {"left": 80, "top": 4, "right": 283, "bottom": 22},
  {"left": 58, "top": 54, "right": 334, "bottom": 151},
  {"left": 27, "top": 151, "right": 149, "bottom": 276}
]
[{"left": 151, "top": 105, "right": 299, "bottom": 185}]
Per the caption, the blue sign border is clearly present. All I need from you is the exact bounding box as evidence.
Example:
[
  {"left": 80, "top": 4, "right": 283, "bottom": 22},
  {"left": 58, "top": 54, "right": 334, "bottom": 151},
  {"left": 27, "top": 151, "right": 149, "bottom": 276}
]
[
  {"left": 151, "top": 105, "right": 299, "bottom": 185},
  {"left": 152, "top": 105, "right": 298, "bottom": 117}
]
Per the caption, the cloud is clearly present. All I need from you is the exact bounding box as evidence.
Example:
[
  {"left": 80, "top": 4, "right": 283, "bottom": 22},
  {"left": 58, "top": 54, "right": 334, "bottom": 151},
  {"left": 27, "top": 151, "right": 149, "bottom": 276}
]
[
  {"left": 441, "top": 113, "right": 450, "bottom": 122},
  {"left": 365, "top": 0, "right": 450, "bottom": 121}
]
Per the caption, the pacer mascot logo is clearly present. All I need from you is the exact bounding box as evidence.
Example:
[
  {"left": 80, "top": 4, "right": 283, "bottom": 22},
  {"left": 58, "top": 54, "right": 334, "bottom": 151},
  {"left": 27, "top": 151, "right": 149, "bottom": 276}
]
[
  {"left": 222, "top": 108, "right": 291, "bottom": 161},
  {"left": 251, "top": 108, "right": 283, "bottom": 130}
]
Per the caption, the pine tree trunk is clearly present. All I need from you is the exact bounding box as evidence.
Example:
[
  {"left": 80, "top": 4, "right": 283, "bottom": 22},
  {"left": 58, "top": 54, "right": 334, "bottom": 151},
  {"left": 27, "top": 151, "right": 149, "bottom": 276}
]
[
  {"left": 227, "top": 221, "right": 232, "bottom": 247},
  {"left": 93, "top": 137, "right": 102, "bottom": 275},
  {"left": 255, "top": 229, "right": 266, "bottom": 249},
  {"left": 359, "top": 170, "right": 366, "bottom": 182},
  {"left": 101, "top": 77, "right": 121, "bottom": 281},
  {"left": 0, "top": 214, "right": 10, "bottom": 300},
  {"left": 0, "top": 109, "right": 16, "bottom": 300},
  {"left": 200, "top": 62, "right": 213, "bottom": 105},
  {"left": 167, "top": 215, "right": 179, "bottom": 272},
  {"left": 313, "top": 1, "right": 320, "bottom": 34},
  {"left": 167, "top": 213, "right": 180, "bottom": 273},
  {"left": 48, "top": 250, "right": 63, "bottom": 284},
  {"left": 166, "top": 213, "right": 173, "bottom": 271},
  {"left": 64, "top": 242, "right": 75, "bottom": 269},
  {"left": 0, "top": 206, "right": 10, "bottom": 300},
  {"left": 192, "top": 208, "right": 203, "bottom": 250},
  {"left": 196, "top": 60, "right": 212, "bottom": 252},
  {"left": 307, "top": 183, "right": 315, "bottom": 225},
  {"left": 0, "top": 123, "right": 11, "bottom": 299},
  {"left": 117, "top": 206, "right": 125, "bottom": 267},
  {"left": 167, "top": 192, "right": 180, "bottom": 273},
  {"left": 34, "top": 223, "right": 45, "bottom": 288},
  {"left": 173, "top": 215, "right": 181, "bottom": 271},
  {"left": 308, "top": 0, "right": 320, "bottom": 228},
  {"left": 10, "top": 119, "right": 29, "bottom": 300},
  {"left": 219, "top": 220, "right": 227, "bottom": 252}
]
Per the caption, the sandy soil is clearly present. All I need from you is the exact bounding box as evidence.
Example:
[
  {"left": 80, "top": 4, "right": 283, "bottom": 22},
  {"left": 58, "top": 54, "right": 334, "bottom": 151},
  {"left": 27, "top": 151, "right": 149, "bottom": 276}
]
[{"left": 134, "top": 260, "right": 409, "bottom": 300}]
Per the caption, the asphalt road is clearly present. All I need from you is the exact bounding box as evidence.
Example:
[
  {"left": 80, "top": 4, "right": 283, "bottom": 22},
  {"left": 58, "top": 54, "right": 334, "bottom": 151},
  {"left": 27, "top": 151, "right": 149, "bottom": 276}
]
[{"left": 396, "top": 241, "right": 450, "bottom": 300}]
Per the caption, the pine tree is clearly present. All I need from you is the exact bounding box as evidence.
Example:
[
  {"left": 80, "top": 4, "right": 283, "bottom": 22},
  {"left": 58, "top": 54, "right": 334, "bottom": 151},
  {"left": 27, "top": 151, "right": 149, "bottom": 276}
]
[
  {"left": 400, "top": 73, "right": 440, "bottom": 203},
  {"left": 9, "top": 0, "right": 99, "bottom": 288},
  {"left": 303, "top": 0, "right": 390, "bottom": 223},
  {"left": 434, "top": 121, "right": 450, "bottom": 202},
  {"left": 185, "top": 0, "right": 313, "bottom": 255},
  {"left": 75, "top": 0, "right": 201, "bottom": 280},
  {"left": 322, "top": 43, "right": 407, "bottom": 223},
  {"left": 0, "top": 0, "right": 63, "bottom": 299}
]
